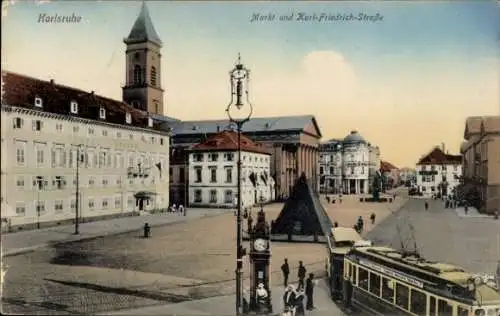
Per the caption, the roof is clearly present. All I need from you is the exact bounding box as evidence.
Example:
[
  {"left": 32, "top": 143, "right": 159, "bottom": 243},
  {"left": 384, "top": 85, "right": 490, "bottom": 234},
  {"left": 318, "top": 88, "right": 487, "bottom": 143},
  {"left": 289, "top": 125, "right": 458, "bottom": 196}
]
[
  {"left": 482, "top": 116, "right": 500, "bottom": 133},
  {"left": 1, "top": 71, "right": 165, "bottom": 132},
  {"left": 331, "top": 227, "right": 363, "bottom": 243},
  {"left": 343, "top": 130, "right": 366, "bottom": 144},
  {"left": 189, "top": 130, "right": 271, "bottom": 155},
  {"left": 380, "top": 160, "right": 398, "bottom": 172},
  {"left": 464, "top": 116, "right": 484, "bottom": 140},
  {"left": 124, "top": 2, "right": 162, "bottom": 46},
  {"left": 416, "top": 146, "right": 462, "bottom": 165},
  {"left": 171, "top": 115, "right": 322, "bottom": 138}
]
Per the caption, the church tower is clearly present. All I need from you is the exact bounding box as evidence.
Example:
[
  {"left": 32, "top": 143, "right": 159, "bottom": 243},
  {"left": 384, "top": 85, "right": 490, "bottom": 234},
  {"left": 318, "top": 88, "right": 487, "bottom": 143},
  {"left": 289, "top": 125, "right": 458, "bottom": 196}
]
[{"left": 123, "top": 1, "right": 164, "bottom": 115}]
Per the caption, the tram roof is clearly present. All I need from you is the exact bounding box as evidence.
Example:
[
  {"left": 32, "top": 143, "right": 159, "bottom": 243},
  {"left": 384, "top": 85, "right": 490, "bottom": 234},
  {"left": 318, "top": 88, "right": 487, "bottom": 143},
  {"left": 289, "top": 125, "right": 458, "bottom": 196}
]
[{"left": 331, "top": 227, "right": 363, "bottom": 243}]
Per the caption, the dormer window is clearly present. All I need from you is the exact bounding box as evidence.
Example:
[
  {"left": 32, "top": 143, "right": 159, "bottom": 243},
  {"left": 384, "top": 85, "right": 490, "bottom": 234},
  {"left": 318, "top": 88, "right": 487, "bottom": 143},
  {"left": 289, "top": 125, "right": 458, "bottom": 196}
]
[
  {"left": 70, "top": 101, "right": 78, "bottom": 114},
  {"left": 125, "top": 112, "right": 132, "bottom": 124},
  {"left": 99, "top": 107, "right": 106, "bottom": 119},
  {"left": 34, "top": 96, "right": 43, "bottom": 108},
  {"left": 148, "top": 117, "right": 153, "bottom": 127}
]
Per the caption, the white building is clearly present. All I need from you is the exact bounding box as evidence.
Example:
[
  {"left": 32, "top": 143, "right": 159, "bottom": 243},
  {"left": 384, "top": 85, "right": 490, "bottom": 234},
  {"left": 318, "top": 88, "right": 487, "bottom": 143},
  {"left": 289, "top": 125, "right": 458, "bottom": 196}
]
[
  {"left": 1, "top": 71, "right": 170, "bottom": 230},
  {"left": 188, "top": 130, "right": 274, "bottom": 208},
  {"left": 319, "top": 131, "right": 380, "bottom": 195},
  {"left": 415, "top": 146, "right": 462, "bottom": 197}
]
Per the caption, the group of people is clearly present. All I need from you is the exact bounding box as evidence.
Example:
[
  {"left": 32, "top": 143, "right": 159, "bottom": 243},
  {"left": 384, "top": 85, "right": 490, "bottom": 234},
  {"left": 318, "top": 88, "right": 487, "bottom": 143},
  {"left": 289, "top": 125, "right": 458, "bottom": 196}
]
[
  {"left": 167, "top": 204, "right": 186, "bottom": 215},
  {"left": 325, "top": 194, "right": 342, "bottom": 204},
  {"left": 281, "top": 259, "right": 315, "bottom": 315}
]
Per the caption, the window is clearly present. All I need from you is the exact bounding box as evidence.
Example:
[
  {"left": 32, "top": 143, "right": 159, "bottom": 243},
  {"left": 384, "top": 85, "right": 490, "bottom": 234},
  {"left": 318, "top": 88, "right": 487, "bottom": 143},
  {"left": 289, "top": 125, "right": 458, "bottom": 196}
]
[
  {"left": 16, "top": 176, "right": 25, "bottom": 189},
  {"left": 102, "top": 198, "right": 109, "bottom": 209},
  {"left": 99, "top": 107, "right": 106, "bottom": 119},
  {"left": 54, "top": 200, "right": 63, "bottom": 213},
  {"left": 36, "top": 201, "right": 45, "bottom": 214},
  {"left": 88, "top": 128, "right": 94, "bottom": 135},
  {"left": 410, "top": 289, "right": 427, "bottom": 315},
  {"left": 369, "top": 272, "right": 381, "bottom": 297},
  {"left": 225, "top": 190, "right": 233, "bottom": 203},
  {"left": 351, "top": 264, "right": 357, "bottom": 286},
  {"left": 116, "top": 177, "right": 122, "bottom": 186},
  {"left": 15, "top": 204, "right": 26, "bottom": 216},
  {"left": 395, "top": 283, "right": 409, "bottom": 310},
  {"left": 116, "top": 153, "right": 122, "bottom": 169},
  {"left": 179, "top": 167, "right": 185, "bottom": 183},
  {"left": 194, "top": 153, "right": 203, "bottom": 162},
  {"left": 88, "top": 199, "right": 95, "bottom": 210},
  {"left": 225, "top": 153, "right": 234, "bottom": 161},
  {"left": 70, "top": 200, "right": 76, "bottom": 212},
  {"left": 102, "top": 177, "right": 108, "bottom": 187},
  {"left": 114, "top": 196, "right": 121, "bottom": 209},
  {"left": 358, "top": 268, "right": 369, "bottom": 291},
  {"left": 320, "top": 167, "right": 324, "bottom": 174},
  {"left": 33, "top": 120, "right": 43, "bottom": 131},
  {"left": 154, "top": 102, "right": 159, "bottom": 113},
  {"left": 429, "top": 296, "right": 436, "bottom": 315},
  {"left": 36, "top": 147, "right": 45, "bottom": 165},
  {"left": 350, "top": 167, "right": 354, "bottom": 174},
  {"left": 133, "top": 65, "right": 142, "bottom": 85},
  {"left": 125, "top": 112, "right": 132, "bottom": 124},
  {"left": 457, "top": 306, "right": 469, "bottom": 316},
  {"left": 73, "top": 126, "right": 79, "bottom": 133},
  {"left": 437, "top": 299, "right": 453, "bottom": 316},
  {"left": 89, "top": 177, "right": 95, "bottom": 187},
  {"left": 117, "top": 132, "right": 121, "bottom": 138},
  {"left": 151, "top": 66, "right": 157, "bottom": 86},
  {"left": 13, "top": 117, "right": 23, "bottom": 129},
  {"left": 210, "top": 167, "right": 217, "bottom": 183},
  {"left": 34, "top": 96, "right": 43, "bottom": 107},
  {"left": 127, "top": 197, "right": 134, "bottom": 207},
  {"left": 226, "top": 168, "right": 233, "bottom": 183},
  {"left": 381, "top": 278, "right": 394, "bottom": 303},
  {"left": 56, "top": 123, "right": 63, "bottom": 132},
  {"left": 209, "top": 153, "right": 219, "bottom": 162},
  {"left": 194, "top": 189, "right": 202, "bottom": 203},
  {"left": 209, "top": 190, "right": 217, "bottom": 203},
  {"left": 15, "top": 141, "right": 25, "bottom": 166},
  {"left": 102, "top": 130, "right": 108, "bottom": 137},
  {"left": 329, "top": 167, "right": 334, "bottom": 174},
  {"left": 70, "top": 101, "right": 78, "bottom": 114},
  {"left": 54, "top": 176, "right": 65, "bottom": 189},
  {"left": 160, "top": 138, "right": 164, "bottom": 145},
  {"left": 195, "top": 167, "right": 202, "bottom": 183}
]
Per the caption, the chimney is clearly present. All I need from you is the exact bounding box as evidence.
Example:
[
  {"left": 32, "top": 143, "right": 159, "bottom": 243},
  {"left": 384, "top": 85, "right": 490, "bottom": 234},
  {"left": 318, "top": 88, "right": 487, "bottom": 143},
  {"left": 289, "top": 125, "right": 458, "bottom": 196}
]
[
  {"left": 49, "top": 79, "right": 55, "bottom": 85},
  {"left": 216, "top": 125, "right": 220, "bottom": 132},
  {"left": 441, "top": 143, "right": 445, "bottom": 152},
  {"left": 91, "top": 91, "right": 95, "bottom": 95}
]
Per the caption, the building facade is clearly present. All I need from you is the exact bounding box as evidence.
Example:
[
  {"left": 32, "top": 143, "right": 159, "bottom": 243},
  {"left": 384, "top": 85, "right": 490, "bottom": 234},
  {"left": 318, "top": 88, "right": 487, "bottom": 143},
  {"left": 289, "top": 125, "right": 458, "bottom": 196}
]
[
  {"left": 319, "top": 131, "right": 381, "bottom": 195},
  {"left": 168, "top": 116, "right": 321, "bottom": 202},
  {"left": 187, "top": 131, "right": 274, "bottom": 208},
  {"left": 460, "top": 116, "right": 500, "bottom": 214},
  {"left": 399, "top": 167, "right": 417, "bottom": 185},
  {"left": 1, "top": 71, "right": 170, "bottom": 229},
  {"left": 380, "top": 160, "right": 400, "bottom": 189},
  {"left": 415, "top": 147, "right": 462, "bottom": 198}
]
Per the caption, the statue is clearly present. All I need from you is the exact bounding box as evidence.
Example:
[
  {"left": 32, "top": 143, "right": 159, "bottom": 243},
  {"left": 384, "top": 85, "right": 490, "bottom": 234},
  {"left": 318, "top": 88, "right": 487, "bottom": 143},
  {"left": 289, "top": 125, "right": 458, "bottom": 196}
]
[{"left": 254, "top": 209, "right": 270, "bottom": 236}]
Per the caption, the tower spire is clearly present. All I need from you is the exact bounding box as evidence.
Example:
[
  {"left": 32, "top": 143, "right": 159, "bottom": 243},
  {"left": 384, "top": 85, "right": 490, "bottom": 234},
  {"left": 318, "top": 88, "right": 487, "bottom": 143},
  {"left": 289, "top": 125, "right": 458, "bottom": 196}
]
[{"left": 124, "top": 0, "right": 162, "bottom": 46}]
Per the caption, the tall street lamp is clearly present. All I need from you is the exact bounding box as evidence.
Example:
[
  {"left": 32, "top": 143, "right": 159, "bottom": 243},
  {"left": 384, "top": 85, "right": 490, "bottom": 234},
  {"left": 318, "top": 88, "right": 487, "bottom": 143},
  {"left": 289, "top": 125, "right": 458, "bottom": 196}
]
[
  {"left": 226, "top": 53, "right": 253, "bottom": 316},
  {"left": 74, "top": 145, "right": 85, "bottom": 235}
]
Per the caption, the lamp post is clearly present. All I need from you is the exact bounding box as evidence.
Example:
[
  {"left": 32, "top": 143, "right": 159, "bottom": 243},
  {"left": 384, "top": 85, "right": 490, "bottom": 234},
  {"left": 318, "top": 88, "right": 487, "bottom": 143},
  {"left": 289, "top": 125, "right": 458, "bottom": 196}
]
[
  {"left": 74, "top": 145, "right": 84, "bottom": 235},
  {"left": 226, "top": 53, "right": 253, "bottom": 316}
]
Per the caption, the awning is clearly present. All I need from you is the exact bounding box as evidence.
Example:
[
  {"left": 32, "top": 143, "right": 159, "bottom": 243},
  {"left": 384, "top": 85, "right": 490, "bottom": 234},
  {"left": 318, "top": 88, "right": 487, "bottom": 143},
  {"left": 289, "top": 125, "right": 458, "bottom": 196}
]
[{"left": 134, "top": 191, "right": 158, "bottom": 199}]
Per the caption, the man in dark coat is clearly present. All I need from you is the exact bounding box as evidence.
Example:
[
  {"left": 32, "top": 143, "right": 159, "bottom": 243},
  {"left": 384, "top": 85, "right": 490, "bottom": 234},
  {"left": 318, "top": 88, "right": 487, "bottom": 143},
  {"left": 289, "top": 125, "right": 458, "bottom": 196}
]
[
  {"left": 305, "top": 273, "right": 315, "bottom": 310},
  {"left": 298, "top": 261, "right": 306, "bottom": 290},
  {"left": 283, "top": 285, "right": 296, "bottom": 309},
  {"left": 281, "top": 258, "right": 290, "bottom": 287}
]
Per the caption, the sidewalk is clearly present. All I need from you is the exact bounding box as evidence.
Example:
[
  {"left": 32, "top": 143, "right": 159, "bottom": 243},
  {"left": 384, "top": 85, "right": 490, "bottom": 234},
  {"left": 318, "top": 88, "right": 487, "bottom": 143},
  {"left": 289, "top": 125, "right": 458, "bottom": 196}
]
[
  {"left": 454, "top": 206, "right": 492, "bottom": 219},
  {"left": 101, "top": 279, "right": 350, "bottom": 316},
  {"left": 1, "top": 208, "right": 229, "bottom": 257}
]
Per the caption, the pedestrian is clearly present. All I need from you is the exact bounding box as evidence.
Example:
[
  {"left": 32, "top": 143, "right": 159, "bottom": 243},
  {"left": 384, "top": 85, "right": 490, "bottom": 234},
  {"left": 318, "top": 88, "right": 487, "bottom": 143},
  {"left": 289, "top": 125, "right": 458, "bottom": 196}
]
[
  {"left": 370, "top": 213, "right": 376, "bottom": 225},
  {"left": 305, "top": 273, "right": 315, "bottom": 310},
  {"left": 334, "top": 221, "right": 338, "bottom": 228},
  {"left": 283, "top": 285, "right": 296, "bottom": 311},
  {"left": 281, "top": 258, "right": 290, "bottom": 287},
  {"left": 294, "top": 286, "right": 306, "bottom": 316},
  {"left": 326, "top": 196, "right": 330, "bottom": 203},
  {"left": 424, "top": 201, "right": 429, "bottom": 211},
  {"left": 357, "top": 216, "right": 364, "bottom": 232},
  {"left": 298, "top": 261, "right": 306, "bottom": 290}
]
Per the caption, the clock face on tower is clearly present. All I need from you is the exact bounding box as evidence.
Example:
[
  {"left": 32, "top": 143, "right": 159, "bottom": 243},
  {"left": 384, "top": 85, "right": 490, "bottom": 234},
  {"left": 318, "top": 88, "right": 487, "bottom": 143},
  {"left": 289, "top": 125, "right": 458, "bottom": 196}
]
[{"left": 254, "top": 238, "right": 268, "bottom": 251}]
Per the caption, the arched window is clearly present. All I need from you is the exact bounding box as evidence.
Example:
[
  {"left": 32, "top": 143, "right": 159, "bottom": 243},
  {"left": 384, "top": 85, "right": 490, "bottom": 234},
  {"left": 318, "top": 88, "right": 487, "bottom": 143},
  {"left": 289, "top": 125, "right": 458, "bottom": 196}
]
[
  {"left": 151, "top": 66, "right": 157, "bottom": 86},
  {"left": 133, "top": 65, "right": 142, "bottom": 85}
]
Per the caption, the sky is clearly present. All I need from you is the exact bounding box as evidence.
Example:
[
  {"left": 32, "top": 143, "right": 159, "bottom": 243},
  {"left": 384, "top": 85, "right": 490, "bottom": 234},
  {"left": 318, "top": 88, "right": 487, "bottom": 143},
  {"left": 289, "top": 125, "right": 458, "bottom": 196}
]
[{"left": 2, "top": 0, "right": 499, "bottom": 168}]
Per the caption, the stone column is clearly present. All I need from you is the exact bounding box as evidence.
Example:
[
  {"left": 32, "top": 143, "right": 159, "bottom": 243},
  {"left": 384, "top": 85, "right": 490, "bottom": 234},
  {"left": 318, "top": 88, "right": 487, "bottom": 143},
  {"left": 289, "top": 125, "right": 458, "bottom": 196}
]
[{"left": 297, "top": 144, "right": 302, "bottom": 180}]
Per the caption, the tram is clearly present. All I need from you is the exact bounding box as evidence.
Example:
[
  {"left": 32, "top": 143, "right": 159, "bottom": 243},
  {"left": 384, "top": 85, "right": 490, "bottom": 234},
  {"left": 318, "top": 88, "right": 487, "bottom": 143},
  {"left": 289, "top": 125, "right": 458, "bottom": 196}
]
[
  {"left": 325, "top": 227, "right": 366, "bottom": 300},
  {"left": 343, "top": 245, "right": 500, "bottom": 316}
]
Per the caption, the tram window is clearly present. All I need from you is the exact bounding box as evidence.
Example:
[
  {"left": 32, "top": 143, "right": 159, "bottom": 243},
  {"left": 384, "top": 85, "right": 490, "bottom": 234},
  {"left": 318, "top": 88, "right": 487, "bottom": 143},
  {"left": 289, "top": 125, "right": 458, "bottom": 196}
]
[
  {"left": 437, "top": 299, "right": 453, "bottom": 316},
  {"left": 381, "top": 278, "right": 394, "bottom": 303},
  {"left": 369, "top": 272, "right": 381, "bottom": 297},
  {"left": 358, "top": 267, "right": 369, "bottom": 290},
  {"left": 395, "top": 283, "right": 410, "bottom": 310},
  {"left": 410, "top": 289, "right": 427, "bottom": 316},
  {"left": 352, "top": 265, "right": 357, "bottom": 286},
  {"left": 457, "top": 306, "right": 469, "bottom": 316},
  {"left": 430, "top": 296, "right": 436, "bottom": 315}
]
